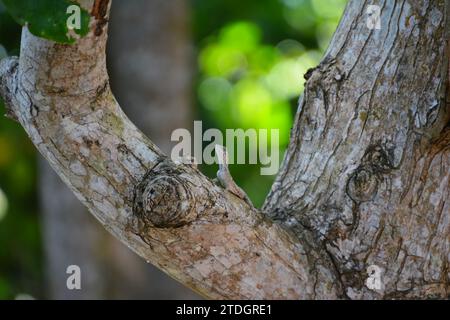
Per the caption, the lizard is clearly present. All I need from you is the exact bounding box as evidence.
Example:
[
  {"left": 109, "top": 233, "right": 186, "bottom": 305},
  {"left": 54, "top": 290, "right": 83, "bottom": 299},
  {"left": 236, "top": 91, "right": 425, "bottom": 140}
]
[{"left": 214, "top": 145, "right": 253, "bottom": 207}]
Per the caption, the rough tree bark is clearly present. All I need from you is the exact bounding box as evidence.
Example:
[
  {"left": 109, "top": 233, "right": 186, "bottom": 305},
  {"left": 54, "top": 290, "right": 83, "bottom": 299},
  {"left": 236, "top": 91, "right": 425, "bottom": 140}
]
[
  {"left": 0, "top": 0, "right": 448, "bottom": 299},
  {"left": 40, "top": 0, "right": 196, "bottom": 299}
]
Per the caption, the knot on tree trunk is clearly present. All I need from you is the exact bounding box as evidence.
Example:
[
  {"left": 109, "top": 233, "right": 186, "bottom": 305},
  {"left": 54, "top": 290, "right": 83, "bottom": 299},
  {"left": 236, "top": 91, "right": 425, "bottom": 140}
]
[
  {"left": 133, "top": 160, "right": 198, "bottom": 228},
  {"left": 346, "top": 143, "right": 396, "bottom": 204},
  {"left": 346, "top": 167, "right": 379, "bottom": 203}
]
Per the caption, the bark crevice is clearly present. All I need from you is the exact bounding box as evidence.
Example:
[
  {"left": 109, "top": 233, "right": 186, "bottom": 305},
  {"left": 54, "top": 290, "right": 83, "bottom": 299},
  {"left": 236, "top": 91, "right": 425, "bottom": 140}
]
[{"left": 133, "top": 159, "right": 200, "bottom": 229}]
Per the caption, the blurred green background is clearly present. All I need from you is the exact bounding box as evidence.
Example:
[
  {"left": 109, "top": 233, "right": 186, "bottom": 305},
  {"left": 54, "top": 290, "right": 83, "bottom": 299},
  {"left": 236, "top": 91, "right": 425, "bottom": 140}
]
[{"left": 0, "top": 0, "right": 346, "bottom": 299}]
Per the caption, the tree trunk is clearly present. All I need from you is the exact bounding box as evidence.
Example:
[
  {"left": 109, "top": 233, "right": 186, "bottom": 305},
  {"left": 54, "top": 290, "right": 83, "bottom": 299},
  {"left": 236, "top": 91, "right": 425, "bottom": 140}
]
[
  {"left": 40, "top": 0, "right": 196, "bottom": 299},
  {"left": 0, "top": 0, "right": 448, "bottom": 299}
]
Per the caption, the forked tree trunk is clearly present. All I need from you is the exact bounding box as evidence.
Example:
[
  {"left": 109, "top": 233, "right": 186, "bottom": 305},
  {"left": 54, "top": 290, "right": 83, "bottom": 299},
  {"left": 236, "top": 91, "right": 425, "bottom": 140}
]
[
  {"left": 0, "top": 0, "right": 448, "bottom": 299},
  {"left": 39, "top": 0, "right": 196, "bottom": 299}
]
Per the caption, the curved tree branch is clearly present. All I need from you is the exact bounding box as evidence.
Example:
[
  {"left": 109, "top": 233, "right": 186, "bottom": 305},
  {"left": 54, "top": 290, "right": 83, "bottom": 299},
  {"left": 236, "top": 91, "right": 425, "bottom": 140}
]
[
  {"left": 0, "top": 0, "right": 448, "bottom": 299},
  {"left": 0, "top": 0, "right": 338, "bottom": 299}
]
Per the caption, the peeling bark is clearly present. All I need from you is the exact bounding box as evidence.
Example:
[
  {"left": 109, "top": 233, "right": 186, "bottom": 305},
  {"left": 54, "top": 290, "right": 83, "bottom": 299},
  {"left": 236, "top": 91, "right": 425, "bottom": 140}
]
[{"left": 0, "top": 0, "right": 448, "bottom": 299}]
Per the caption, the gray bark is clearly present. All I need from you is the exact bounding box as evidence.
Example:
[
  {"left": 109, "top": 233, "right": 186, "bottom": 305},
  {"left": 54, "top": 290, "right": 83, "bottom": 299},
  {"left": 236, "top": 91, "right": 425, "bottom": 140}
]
[
  {"left": 1, "top": 0, "right": 448, "bottom": 299},
  {"left": 264, "top": 0, "right": 450, "bottom": 299}
]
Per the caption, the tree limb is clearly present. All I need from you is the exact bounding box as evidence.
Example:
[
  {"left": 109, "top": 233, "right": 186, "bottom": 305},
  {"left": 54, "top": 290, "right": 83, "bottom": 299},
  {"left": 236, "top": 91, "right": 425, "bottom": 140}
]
[
  {"left": 1, "top": 0, "right": 448, "bottom": 299},
  {"left": 0, "top": 0, "right": 338, "bottom": 299},
  {"left": 264, "top": 0, "right": 449, "bottom": 299}
]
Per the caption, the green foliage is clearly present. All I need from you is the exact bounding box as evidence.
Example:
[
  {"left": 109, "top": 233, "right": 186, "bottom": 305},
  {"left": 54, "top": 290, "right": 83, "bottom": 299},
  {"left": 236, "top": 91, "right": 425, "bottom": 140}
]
[
  {"left": 198, "top": 21, "right": 295, "bottom": 143},
  {"left": 0, "top": 3, "right": 21, "bottom": 55},
  {"left": 195, "top": 0, "right": 346, "bottom": 206},
  {"left": 0, "top": 99, "right": 42, "bottom": 299},
  {"left": 0, "top": 0, "right": 90, "bottom": 44}
]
